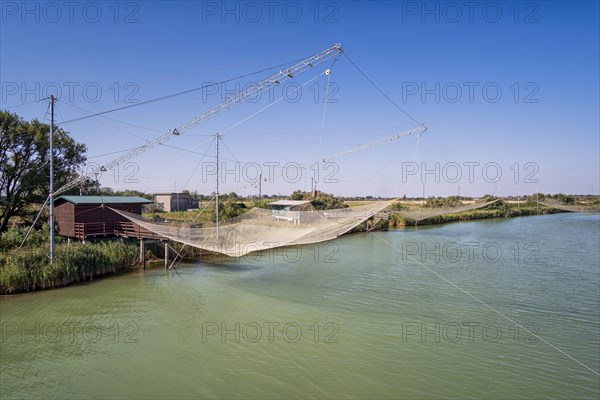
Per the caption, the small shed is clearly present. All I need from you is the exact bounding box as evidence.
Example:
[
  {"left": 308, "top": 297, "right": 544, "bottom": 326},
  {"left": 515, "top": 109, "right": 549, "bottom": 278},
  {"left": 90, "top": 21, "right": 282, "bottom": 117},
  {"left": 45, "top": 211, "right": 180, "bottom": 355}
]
[
  {"left": 54, "top": 195, "right": 153, "bottom": 239},
  {"left": 269, "top": 200, "right": 314, "bottom": 224}
]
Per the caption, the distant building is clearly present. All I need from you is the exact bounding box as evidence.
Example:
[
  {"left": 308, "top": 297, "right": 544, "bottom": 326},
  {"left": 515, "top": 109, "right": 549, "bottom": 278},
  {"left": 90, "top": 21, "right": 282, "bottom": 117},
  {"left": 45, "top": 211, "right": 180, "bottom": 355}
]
[
  {"left": 54, "top": 195, "right": 154, "bottom": 240},
  {"left": 269, "top": 200, "right": 314, "bottom": 224},
  {"left": 154, "top": 192, "right": 199, "bottom": 212}
]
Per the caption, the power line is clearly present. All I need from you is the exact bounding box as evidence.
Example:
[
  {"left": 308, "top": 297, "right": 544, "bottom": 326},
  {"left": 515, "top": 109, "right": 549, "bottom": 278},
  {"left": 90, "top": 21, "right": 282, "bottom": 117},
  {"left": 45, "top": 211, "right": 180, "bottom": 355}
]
[
  {"left": 186, "top": 125, "right": 419, "bottom": 137},
  {"left": 2, "top": 97, "right": 50, "bottom": 110},
  {"left": 2, "top": 49, "right": 320, "bottom": 111},
  {"left": 57, "top": 56, "right": 308, "bottom": 125},
  {"left": 343, "top": 52, "right": 424, "bottom": 127},
  {"left": 180, "top": 136, "right": 215, "bottom": 191},
  {"left": 87, "top": 147, "right": 141, "bottom": 159},
  {"left": 61, "top": 102, "right": 164, "bottom": 133},
  {"left": 59, "top": 101, "right": 151, "bottom": 143}
]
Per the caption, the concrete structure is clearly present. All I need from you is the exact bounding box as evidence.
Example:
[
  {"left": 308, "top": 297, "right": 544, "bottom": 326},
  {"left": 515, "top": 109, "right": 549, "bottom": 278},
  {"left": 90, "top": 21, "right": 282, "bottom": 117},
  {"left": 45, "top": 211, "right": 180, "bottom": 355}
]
[
  {"left": 269, "top": 200, "right": 314, "bottom": 224},
  {"left": 154, "top": 193, "right": 199, "bottom": 212}
]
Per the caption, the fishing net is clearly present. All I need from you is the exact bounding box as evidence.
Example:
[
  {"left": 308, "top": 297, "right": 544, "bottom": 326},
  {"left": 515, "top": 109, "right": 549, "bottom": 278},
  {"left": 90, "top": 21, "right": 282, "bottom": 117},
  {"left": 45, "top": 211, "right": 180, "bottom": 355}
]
[
  {"left": 110, "top": 197, "right": 597, "bottom": 257},
  {"left": 392, "top": 199, "right": 500, "bottom": 222},
  {"left": 110, "top": 200, "right": 394, "bottom": 257},
  {"left": 538, "top": 199, "right": 600, "bottom": 214}
]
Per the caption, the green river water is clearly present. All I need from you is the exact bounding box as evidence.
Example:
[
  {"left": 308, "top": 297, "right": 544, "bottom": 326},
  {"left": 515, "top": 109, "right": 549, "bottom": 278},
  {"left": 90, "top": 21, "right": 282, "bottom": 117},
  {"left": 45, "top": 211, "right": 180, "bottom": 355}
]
[{"left": 1, "top": 213, "right": 599, "bottom": 399}]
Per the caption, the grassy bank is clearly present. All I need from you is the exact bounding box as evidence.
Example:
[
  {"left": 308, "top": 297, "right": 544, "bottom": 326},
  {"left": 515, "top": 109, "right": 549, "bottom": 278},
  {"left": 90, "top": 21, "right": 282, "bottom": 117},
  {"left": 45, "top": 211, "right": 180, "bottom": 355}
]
[
  {"left": 1, "top": 198, "right": 589, "bottom": 295},
  {"left": 388, "top": 201, "right": 564, "bottom": 227},
  {"left": 0, "top": 241, "right": 139, "bottom": 295}
]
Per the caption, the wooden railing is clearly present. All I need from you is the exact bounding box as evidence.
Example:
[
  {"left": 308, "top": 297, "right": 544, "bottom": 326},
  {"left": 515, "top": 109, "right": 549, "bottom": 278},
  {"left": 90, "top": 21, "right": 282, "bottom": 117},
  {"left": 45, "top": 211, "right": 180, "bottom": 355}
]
[
  {"left": 73, "top": 221, "right": 163, "bottom": 240},
  {"left": 114, "top": 222, "right": 162, "bottom": 239},
  {"left": 74, "top": 222, "right": 115, "bottom": 238}
]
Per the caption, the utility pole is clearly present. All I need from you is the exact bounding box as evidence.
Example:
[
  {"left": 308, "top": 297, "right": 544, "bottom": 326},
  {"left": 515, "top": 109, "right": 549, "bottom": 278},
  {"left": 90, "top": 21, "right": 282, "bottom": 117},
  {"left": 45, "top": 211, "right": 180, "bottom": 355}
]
[
  {"left": 215, "top": 133, "right": 220, "bottom": 242},
  {"left": 457, "top": 185, "right": 460, "bottom": 200},
  {"left": 174, "top": 181, "right": 179, "bottom": 212},
  {"left": 422, "top": 183, "right": 425, "bottom": 205},
  {"left": 49, "top": 95, "right": 55, "bottom": 265},
  {"left": 258, "top": 173, "right": 262, "bottom": 199}
]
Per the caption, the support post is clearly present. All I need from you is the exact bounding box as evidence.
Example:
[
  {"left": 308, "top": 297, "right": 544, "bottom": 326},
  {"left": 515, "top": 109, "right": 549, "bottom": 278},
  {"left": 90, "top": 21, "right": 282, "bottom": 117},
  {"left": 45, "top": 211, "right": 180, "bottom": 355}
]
[
  {"left": 140, "top": 239, "right": 145, "bottom": 269},
  {"left": 215, "top": 133, "right": 220, "bottom": 242},
  {"left": 164, "top": 241, "right": 168, "bottom": 269},
  {"left": 258, "top": 173, "right": 262, "bottom": 199},
  {"left": 49, "top": 95, "right": 55, "bottom": 265}
]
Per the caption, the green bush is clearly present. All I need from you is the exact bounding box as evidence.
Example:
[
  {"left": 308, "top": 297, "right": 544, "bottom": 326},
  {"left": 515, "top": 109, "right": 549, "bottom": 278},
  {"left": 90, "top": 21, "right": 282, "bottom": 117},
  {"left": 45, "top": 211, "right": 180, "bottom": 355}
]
[
  {"left": 0, "top": 224, "right": 63, "bottom": 251},
  {"left": 0, "top": 241, "right": 139, "bottom": 294}
]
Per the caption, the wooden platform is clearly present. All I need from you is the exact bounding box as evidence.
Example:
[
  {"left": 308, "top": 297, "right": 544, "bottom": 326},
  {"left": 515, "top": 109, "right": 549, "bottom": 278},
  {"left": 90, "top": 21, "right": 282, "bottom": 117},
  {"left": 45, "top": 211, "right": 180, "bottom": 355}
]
[{"left": 73, "top": 221, "right": 164, "bottom": 240}]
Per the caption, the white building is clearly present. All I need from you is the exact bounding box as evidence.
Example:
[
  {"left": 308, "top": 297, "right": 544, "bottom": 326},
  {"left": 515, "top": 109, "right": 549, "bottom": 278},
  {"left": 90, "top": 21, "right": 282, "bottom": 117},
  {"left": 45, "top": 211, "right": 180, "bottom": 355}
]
[
  {"left": 154, "top": 193, "right": 199, "bottom": 212},
  {"left": 269, "top": 200, "right": 314, "bottom": 224}
]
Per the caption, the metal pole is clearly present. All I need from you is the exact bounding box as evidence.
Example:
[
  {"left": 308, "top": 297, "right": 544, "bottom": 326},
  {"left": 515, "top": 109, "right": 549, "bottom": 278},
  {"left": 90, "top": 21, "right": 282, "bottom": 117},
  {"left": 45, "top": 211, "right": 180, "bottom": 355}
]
[
  {"left": 19, "top": 195, "right": 50, "bottom": 249},
  {"left": 258, "top": 173, "right": 262, "bottom": 199},
  {"left": 175, "top": 181, "right": 178, "bottom": 212},
  {"left": 49, "top": 95, "right": 55, "bottom": 265},
  {"left": 215, "top": 133, "right": 219, "bottom": 242}
]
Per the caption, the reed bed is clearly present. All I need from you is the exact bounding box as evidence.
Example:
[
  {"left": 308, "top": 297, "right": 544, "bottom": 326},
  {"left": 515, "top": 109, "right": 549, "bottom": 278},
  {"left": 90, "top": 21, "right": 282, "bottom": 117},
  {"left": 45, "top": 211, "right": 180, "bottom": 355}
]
[{"left": 0, "top": 241, "right": 139, "bottom": 294}]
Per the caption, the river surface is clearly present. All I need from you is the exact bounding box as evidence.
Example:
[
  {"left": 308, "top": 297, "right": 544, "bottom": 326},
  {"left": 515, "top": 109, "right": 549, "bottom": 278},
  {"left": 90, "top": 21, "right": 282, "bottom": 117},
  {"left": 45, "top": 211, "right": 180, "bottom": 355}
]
[{"left": 1, "top": 213, "right": 599, "bottom": 399}]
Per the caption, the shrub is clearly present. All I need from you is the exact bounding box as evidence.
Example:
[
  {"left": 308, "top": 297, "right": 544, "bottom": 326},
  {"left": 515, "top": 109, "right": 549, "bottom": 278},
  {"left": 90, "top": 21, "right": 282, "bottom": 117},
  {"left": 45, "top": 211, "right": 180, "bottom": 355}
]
[{"left": 0, "top": 241, "right": 139, "bottom": 294}]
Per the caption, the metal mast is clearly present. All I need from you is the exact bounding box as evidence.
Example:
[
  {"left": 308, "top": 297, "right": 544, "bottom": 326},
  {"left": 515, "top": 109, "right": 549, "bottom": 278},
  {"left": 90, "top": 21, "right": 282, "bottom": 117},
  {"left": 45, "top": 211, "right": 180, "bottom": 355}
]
[
  {"left": 215, "top": 132, "right": 220, "bottom": 243},
  {"left": 49, "top": 95, "right": 55, "bottom": 265},
  {"left": 258, "top": 174, "right": 262, "bottom": 199}
]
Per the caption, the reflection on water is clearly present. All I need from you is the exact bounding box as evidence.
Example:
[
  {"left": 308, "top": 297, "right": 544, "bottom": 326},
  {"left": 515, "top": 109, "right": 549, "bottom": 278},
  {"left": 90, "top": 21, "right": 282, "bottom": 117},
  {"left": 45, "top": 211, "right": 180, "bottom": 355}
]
[{"left": 1, "top": 213, "right": 599, "bottom": 399}]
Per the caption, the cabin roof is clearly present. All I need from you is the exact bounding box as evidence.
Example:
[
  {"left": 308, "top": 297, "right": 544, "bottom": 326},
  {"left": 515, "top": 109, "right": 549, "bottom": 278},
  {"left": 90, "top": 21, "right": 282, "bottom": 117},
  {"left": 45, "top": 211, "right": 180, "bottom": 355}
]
[
  {"left": 269, "top": 200, "right": 311, "bottom": 206},
  {"left": 153, "top": 192, "right": 191, "bottom": 196},
  {"left": 55, "top": 195, "right": 153, "bottom": 205}
]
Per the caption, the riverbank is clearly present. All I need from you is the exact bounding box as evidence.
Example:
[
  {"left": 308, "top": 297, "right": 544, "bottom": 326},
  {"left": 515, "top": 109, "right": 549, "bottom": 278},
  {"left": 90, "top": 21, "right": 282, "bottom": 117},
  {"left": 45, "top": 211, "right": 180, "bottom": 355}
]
[
  {"left": 0, "top": 202, "right": 584, "bottom": 295},
  {"left": 1, "top": 213, "right": 598, "bottom": 399},
  {"left": 388, "top": 201, "right": 565, "bottom": 227},
  {"left": 0, "top": 241, "right": 139, "bottom": 295}
]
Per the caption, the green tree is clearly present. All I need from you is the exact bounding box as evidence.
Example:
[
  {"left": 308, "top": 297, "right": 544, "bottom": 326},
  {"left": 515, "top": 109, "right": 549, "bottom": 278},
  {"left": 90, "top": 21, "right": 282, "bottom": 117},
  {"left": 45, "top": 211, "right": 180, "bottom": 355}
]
[
  {"left": 289, "top": 190, "right": 305, "bottom": 200},
  {"left": 0, "top": 111, "right": 87, "bottom": 232},
  {"left": 286, "top": 190, "right": 347, "bottom": 210},
  {"left": 219, "top": 198, "right": 246, "bottom": 220}
]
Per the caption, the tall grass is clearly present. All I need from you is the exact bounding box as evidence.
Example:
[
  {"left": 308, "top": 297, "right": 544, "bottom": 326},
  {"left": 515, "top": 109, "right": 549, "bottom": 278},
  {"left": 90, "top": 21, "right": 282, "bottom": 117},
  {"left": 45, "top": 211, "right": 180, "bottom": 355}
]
[
  {"left": 0, "top": 241, "right": 139, "bottom": 294},
  {"left": 388, "top": 202, "right": 563, "bottom": 227}
]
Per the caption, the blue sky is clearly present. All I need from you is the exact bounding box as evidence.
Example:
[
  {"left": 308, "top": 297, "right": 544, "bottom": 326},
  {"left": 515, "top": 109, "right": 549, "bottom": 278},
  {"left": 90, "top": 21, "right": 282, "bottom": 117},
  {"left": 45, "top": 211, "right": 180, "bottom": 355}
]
[{"left": 1, "top": 1, "right": 598, "bottom": 198}]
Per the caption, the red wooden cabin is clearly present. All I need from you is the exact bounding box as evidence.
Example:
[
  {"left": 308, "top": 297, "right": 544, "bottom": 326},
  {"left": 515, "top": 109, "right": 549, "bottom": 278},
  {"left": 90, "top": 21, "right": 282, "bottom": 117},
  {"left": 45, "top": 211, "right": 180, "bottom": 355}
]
[{"left": 54, "top": 195, "right": 157, "bottom": 240}]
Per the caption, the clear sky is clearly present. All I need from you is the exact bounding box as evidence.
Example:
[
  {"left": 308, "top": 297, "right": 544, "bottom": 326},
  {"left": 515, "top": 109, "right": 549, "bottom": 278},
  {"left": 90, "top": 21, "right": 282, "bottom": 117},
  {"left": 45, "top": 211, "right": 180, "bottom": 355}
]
[{"left": 1, "top": 1, "right": 598, "bottom": 198}]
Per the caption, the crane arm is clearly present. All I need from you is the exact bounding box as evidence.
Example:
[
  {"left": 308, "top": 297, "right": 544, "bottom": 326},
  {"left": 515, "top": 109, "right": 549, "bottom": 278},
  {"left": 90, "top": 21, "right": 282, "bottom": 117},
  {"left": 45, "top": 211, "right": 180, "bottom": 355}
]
[
  {"left": 55, "top": 43, "right": 343, "bottom": 196},
  {"left": 320, "top": 125, "right": 427, "bottom": 163}
]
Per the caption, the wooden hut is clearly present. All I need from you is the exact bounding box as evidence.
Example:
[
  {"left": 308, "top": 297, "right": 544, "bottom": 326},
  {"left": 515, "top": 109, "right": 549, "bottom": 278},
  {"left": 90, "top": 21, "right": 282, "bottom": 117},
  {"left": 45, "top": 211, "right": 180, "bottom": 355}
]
[{"left": 54, "top": 195, "right": 154, "bottom": 240}]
